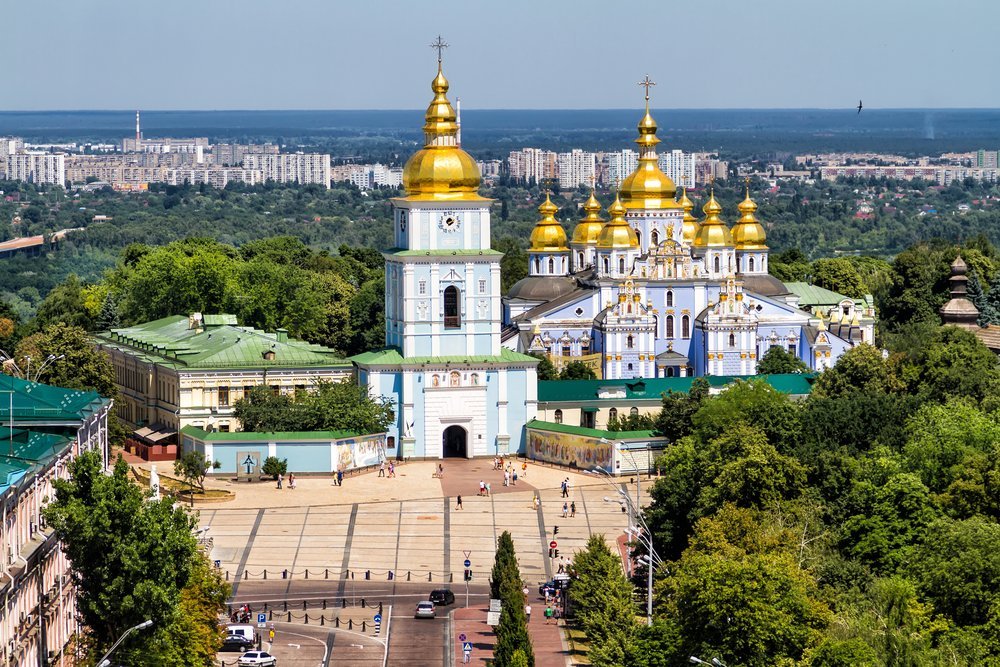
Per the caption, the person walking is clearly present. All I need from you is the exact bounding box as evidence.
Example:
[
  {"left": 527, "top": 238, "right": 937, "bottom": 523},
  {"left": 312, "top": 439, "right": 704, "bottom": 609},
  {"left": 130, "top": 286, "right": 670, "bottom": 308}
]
[
  {"left": 378, "top": 460, "right": 386, "bottom": 477},
  {"left": 388, "top": 462, "right": 395, "bottom": 478},
  {"left": 512, "top": 471, "right": 518, "bottom": 486},
  {"left": 525, "top": 603, "right": 532, "bottom": 623},
  {"left": 288, "top": 473, "right": 296, "bottom": 489},
  {"left": 479, "top": 480, "right": 486, "bottom": 496},
  {"left": 521, "top": 461, "right": 527, "bottom": 478},
  {"left": 456, "top": 495, "right": 463, "bottom": 510},
  {"left": 570, "top": 501, "right": 577, "bottom": 517},
  {"left": 532, "top": 495, "right": 540, "bottom": 511},
  {"left": 545, "top": 605, "right": 554, "bottom": 624},
  {"left": 560, "top": 479, "right": 568, "bottom": 498},
  {"left": 504, "top": 471, "right": 509, "bottom": 487},
  {"left": 562, "top": 501, "right": 569, "bottom": 518},
  {"left": 485, "top": 482, "right": 491, "bottom": 496},
  {"left": 336, "top": 469, "right": 344, "bottom": 487},
  {"left": 277, "top": 473, "right": 283, "bottom": 489},
  {"left": 438, "top": 463, "right": 444, "bottom": 478}
]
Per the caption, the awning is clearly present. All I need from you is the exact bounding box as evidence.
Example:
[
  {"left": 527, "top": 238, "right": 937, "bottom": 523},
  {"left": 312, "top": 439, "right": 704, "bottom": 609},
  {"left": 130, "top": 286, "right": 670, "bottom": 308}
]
[
  {"left": 581, "top": 407, "right": 599, "bottom": 413},
  {"left": 134, "top": 424, "right": 177, "bottom": 444}
]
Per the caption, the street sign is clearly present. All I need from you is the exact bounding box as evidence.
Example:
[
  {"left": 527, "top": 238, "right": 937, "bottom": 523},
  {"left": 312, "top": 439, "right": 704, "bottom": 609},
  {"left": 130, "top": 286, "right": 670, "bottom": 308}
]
[
  {"left": 489, "top": 598, "right": 502, "bottom": 613},
  {"left": 463, "top": 642, "right": 473, "bottom": 652},
  {"left": 459, "top": 633, "right": 467, "bottom": 642},
  {"left": 257, "top": 613, "right": 266, "bottom": 628},
  {"left": 374, "top": 613, "right": 382, "bottom": 624},
  {"left": 463, "top": 559, "right": 471, "bottom": 568},
  {"left": 486, "top": 611, "right": 501, "bottom": 626},
  {"left": 549, "top": 540, "right": 558, "bottom": 549}
]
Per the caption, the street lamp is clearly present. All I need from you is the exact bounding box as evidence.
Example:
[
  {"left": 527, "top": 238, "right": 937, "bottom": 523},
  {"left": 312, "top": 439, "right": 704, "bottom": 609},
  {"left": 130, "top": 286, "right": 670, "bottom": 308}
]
[
  {"left": 96, "top": 619, "right": 153, "bottom": 667},
  {"left": 601, "top": 491, "right": 663, "bottom": 627}
]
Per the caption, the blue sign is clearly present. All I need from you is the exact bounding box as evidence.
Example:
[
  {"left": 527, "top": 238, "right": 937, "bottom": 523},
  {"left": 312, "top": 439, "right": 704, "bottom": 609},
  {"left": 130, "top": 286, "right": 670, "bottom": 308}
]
[
  {"left": 257, "top": 613, "right": 266, "bottom": 624},
  {"left": 373, "top": 613, "right": 382, "bottom": 624},
  {"left": 458, "top": 633, "right": 467, "bottom": 642},
  {"left": 464, "top": 559, "right": 471, "bottom": 568},
  {"left": 463, "top": 642, "right": 473, "bottom": 652}
]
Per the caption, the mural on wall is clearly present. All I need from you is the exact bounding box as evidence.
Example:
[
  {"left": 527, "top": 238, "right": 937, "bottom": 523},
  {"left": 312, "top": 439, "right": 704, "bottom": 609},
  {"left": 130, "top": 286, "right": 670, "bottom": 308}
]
[
  {"left": 527, "top": 429, "right": 612, "bottom": 470},
  {"left": 334, "top": 434, "right": 385, "bottom": 471}
]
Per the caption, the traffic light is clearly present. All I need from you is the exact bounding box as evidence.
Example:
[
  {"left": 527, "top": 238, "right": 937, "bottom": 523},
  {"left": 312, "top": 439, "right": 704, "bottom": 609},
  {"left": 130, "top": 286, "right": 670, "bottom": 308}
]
[
  {"left": 554, "top": 549, "right": 559, "bottom": 557},
  {"left": 464, "top": 569, "right": 472, "bottom": 581},
  {"left": 553, "top": 525, "right": 559, "bottom": 535}
]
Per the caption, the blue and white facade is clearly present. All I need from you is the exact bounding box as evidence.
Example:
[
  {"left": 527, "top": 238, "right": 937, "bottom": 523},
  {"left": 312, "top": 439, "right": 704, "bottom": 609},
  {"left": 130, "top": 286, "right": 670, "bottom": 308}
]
[{"left": 353, "top": 61, "right": 538, "bottom": 459}]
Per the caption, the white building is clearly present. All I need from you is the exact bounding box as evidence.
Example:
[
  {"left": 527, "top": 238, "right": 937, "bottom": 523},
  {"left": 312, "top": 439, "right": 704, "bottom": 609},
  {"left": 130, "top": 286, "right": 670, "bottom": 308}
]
[
  {"left": 6, "top": 153, "right": 66, "bottom": 186},
  {"left": 658, "top": 149, "right": 696, "bottom": 189},
  {"left": 557, "top": 149, "right": 598, "bottom": 190},
  {"left": 167, "top": 167, "right": 264, "bottom": 188},
  {"left": 508, "top": 148, "right": 557, "bottom": 184},
  {"left": 244, "top": 153, "right": 332, "bottom": 188},
  {"left": 606, "top": 149, "right": 638, "bottom": 187}
]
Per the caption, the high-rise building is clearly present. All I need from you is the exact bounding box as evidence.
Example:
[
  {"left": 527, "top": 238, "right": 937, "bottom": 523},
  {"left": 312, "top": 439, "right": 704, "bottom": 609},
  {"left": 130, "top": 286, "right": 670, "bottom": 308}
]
[
  {"left": 6, "top": 153, "right": 66, "bottom": 186},
  {"left": 976, "top": 149, "right": 999, "bottom": 169},
  {"left": 557, "top": 149, "right": 597, "bottom": 189},
  {"left": 605, "top": 149, "right": 638, "bottom": 187},
  {"left": 243, "top": 153, "right": 332, "bottom": 188},
  {"left": 658, "top": 149, "right": 696, "bottom": 188},
  {"left": 507, "top": 148, "right": 557, "bottom": 184}
]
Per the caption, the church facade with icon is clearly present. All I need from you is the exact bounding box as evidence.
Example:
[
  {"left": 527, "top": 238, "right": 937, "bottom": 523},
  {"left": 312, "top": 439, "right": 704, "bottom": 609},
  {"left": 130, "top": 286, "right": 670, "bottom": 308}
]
[{"left": 502, "top": 87, "right": 876, "bottom": 380}]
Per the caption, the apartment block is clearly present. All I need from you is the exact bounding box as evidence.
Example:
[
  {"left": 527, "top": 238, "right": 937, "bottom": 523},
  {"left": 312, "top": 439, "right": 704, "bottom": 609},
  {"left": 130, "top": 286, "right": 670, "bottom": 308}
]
[{"left": 243, "top": 153, "right": 331, "bottom": 187}]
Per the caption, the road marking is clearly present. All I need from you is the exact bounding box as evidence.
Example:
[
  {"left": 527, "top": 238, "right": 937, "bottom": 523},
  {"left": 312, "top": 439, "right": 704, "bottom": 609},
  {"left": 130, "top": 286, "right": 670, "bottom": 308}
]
[
  {"left": 443, "top": 498, "right": 451, "bottom": 582},
  {"left": 285, "top": 506, "right": 310, "bottom": 598},
  {"left": 231, "top": 508, "right": 265, "bottom": 598},
  {"left": 536, "top": 495, "right": 552, "bottom": 581},
  {"left": 289, "top": 643, "right": 301, "bottom": 649}
]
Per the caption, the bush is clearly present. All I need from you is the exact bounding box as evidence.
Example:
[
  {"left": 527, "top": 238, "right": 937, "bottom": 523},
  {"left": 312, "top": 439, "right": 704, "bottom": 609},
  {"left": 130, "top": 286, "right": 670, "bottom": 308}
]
[{"left": 262, "top": 457, "right": 287, "bottom": 479}]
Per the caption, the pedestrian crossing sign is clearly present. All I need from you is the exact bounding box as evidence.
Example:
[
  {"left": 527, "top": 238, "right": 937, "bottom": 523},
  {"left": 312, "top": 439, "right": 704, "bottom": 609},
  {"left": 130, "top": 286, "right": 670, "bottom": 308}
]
[{"left": 463, "top": 642, "right": 473, "bottom": 652}]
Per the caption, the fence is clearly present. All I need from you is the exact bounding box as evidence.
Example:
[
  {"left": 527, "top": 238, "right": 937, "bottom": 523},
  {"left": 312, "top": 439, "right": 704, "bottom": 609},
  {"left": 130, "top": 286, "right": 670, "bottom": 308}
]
[{"left": 225, "top": 567, "right": 459, "bottom": 583}]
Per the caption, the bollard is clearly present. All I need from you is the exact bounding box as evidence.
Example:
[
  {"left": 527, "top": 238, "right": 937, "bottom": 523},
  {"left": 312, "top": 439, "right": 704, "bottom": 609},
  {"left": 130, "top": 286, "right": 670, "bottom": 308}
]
[
  {"left": 304, "top": 614, "right": 309, "bottom": 625},
  {"left": 450, "top": 572, "right": 454, "bottom": 583},
  {"left": 325, "top": 568, "right": 329, "bottom": 579},
  {"left": 342, "top": 599, "right": 347, "bottom": 608},
  {"left": 428, "top": 571, "right": 433, "bottom": 582},
  {"left": 388, "top": 570, "right": 394, "bottom": 581},
  {"left": 407, "top": 571, "right": 411, "bottom": 582},
  {"left": 348, "top": 619, "right": 353, "bottom": 630},
  {"left": 305, "top": 569, "right": 309, "bottom": 580},
  {"left": 263, "top": 569, "right": 267, "bottom": 580},
  {"left": 287, "top": 612, "right": 291, "bottom": 622},
  {"left": 263, "top": 602, "right": 268, "bottom": 611},
  {"left": 335, "top": 617, "right": 340, "bottom": 628},
  {"left": 268, "top": 610, "right": 273, "bottom": 621},
  {"left": 320, "top": 615, "right": 325, "bottom": 626},
  {"left": 322, "top": 599, "right": 327, "bottom": 610},
  {"left": 378, "top": 602, "right": 383, "bottom": 615},
  {"left": 282, "top": 569, "right": 287, "bottom": 580},
  {"left": 365, "top": 569, "right": 370, "bottom": 580},
  {"left": 226, "top": 571, "right": 230, "bottom": 581},
  {"left": 362, "top": 621, "right": 366, "bottom": 632},
  {"left": 228, "top": 605, "right": 233, "bottom": 616},
  {"left": 303, "top": 600, "right": 307, "bottom": 611},
  {"left": 283, "top": 600, "right": 288, "bottom": 612},
  {"left": 243, "top": 571, "right": 248, "bottom": 580}
]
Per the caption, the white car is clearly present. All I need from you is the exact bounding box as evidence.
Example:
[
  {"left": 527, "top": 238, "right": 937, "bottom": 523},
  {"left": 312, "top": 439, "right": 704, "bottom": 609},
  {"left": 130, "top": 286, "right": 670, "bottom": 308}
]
[
  {"left": 238, "top": 652, "right": 276, "bottom": 666},
  {"left": 415, "top": 601, "right": 436, "bottom": 619}
]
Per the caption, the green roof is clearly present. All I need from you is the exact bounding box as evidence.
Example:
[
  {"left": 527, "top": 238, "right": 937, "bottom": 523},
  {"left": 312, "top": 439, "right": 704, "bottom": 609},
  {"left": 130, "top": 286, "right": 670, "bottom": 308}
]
[
  {"left": 527, "top": 419, "right": 660, "bottom": 440},
  {"left": 0, "top": 427, "right": 74, "bottom": 493},
  {"left": 0, "top": 374, "right": 109, "bottom": 425},
  {"left": 180, "top": 425, "right": 368, "bottom": 441},
  {"left": 537, "top": 374, "right": 816, "bottom": 403},
  {"left": 94, "top": 315, "right": 349, "bottom": 370},
  {"left": 351, "top": 347, "right": 538, "bottom": 366},
  {"left": 385, "top": 248, "right": 505, "bottom": 258},
  {"left": 784, "top": 282, "right": 861, "bottom": 307}
]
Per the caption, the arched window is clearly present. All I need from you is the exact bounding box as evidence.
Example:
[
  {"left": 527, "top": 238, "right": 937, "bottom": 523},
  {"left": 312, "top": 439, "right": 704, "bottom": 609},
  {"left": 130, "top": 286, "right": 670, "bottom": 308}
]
[
  {"left": 603, "top": 257, "right": 610, "bottom": 274},
  {"left": 666, "top": 367, "right": 675, "bottom": 377},
  {"left": 554, "top": 409, "right": 563, "bottom": 424},
  {"left": 619, "top": 257, "right": 626, "bottom": 274},
  {"left": 682, "top": 315, "right": 690, "bottom": 338},
  {"left": 609, "top": 408, "right": 618, "bottom": 421},
  {"left": 729, "top": 256, "right": 733, "bottom": 272},
  {"left": 562, "top": 342, "right": 571, "bottom": 356},
  {"left": 626, "top": 335, "right": 634, "bottom": 349},
  {"left": 548, "top": 257, "right": 555, "bottom": 273},
  {"left": 578, "top": 251, "right": 585, "bottom": 267},
  {"left": 630, "top": 407, "right": 639, "bottom": 417},
  {"left": 533, "top": 257, "right": 540, "bottom": 274},
  {"left": 581, "top": 339, "right": 590, "bottom": 354},
  {"left": 665, "top": 314, "right": 674, "bottom": 339},
  {"left": 650, "top": 230, "right": 659, "bottom": 248},
  {"left": 666, "top": 290, "right": 674, "bottom": 307},
  {"left": 748, "top": 257, "right": 755, "bottom": 272},
  {"left": 450, "top": 371, "right": 461, "bottom": 387},
  {"left": 444, "top": 286, "right": 461, "bottom": 328},
  {"left": 714, "top": 256, "right": 721, "bottom": 273},
  {"left": 729, "top": 333, "right": 736, "bottom": 347}
]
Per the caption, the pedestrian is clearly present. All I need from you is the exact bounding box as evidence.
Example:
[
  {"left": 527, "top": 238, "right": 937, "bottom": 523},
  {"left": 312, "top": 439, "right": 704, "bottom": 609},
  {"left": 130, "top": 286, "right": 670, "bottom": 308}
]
[
  {"left": 379, "top": 460, "right": 386, "bottom": 477},
  {"left": 532, "top": 495, "right": 539, "bottom": 511},
  {"left": 545, "top": 605, "right": 554, "bottom": 624},
  {"left": 479, "top": 480, "right": 485, "bottom": 496},
  {"left": 288, "top": 473, "right": 296, "bottom": 489},
  {"left": 570, "top": 501, "right": 576, "bottom": 517},
  {"left": 512, "top": 471, "right": 518, "bottom": 485},
  {"left": 562, "top": 501, "right": 568, "bottom": 518},
  {"left": 522, "top": 461, "right": 527, "bottom": 478},
  {"left": 525, "top": 603, "right": 532, "bottom": 623},
  {"left": 456, "top": 495, "right": 463, "bottom": 510},
  {"left": 558, "top": 561, "right": 565, "bottom": 574},
  {"left": 499, "top": 456, "right": 504, "bottom": 470},
  {"left": 337, "top": 469, "right": 344, "bottom": 486},
  {"left": 560, "top": 480, "right": 567, "bottom": 498},
  {"left": 522, "top": 585, "right": 529, "bottom": 599},
  {"left": 504, "top": 471, "right": 509, "bottom": 487},
  {"left": 438, "top": 463, "right": 444, "bottom": 478},
  {"left": 277, "top": 473, "right": 283, "bottom": 489},
  {"left": 388, "top": 462, "right": 395, "bottom": 478},
  {"left": 485, "top": 482, "right": 491, "bottom": 496},
  {"left": 493, "top": 457, "right": 499, "bottom": 470}
]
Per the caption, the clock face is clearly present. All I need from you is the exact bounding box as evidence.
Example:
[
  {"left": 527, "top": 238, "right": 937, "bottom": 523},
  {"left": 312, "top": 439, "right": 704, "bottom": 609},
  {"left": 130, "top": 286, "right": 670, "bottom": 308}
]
[{"left": 438, "top": 211, "right": 461, "bottom": 233}]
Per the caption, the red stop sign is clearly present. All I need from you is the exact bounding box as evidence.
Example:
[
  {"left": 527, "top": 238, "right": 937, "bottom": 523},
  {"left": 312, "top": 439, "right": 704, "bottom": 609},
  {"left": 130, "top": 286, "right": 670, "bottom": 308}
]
[{"left": 549, "top": 541, "right": 558, "bottom": 549}]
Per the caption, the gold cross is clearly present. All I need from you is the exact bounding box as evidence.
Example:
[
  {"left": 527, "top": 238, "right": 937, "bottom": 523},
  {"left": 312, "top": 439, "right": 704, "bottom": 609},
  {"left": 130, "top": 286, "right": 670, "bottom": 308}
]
[
  {"left": 638, "top": 74, "right": 656, "bottom": 102},
  {"left": 430, "top": 35, "right": 449, "bottom": 64}
]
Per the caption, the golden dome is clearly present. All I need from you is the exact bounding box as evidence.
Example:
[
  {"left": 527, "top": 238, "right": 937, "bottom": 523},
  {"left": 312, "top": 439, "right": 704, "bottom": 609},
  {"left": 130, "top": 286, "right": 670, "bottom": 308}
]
[
  {"left": 597, "top": 194, "right": 640, "bottom": 249},
  {"left": 678, "top": 188, "right": 701, "bottom": 245},
  {"left": 731, "top": 187, "right": 768, "bottom": 250},
  {"left": 619, "top": 98, "right": 678, "bottom": 210},
  {"left": 401, "top": 65, "right": 484, "bottom": 201},
  {"left": 571, "top": 190, "right": 605, "bottom": 245},
  {"left": 529, "top": 194, "right": 569, "bottom": 251},
  {"left": 693, "top": 189, "right": 733, "bottom": 248}
]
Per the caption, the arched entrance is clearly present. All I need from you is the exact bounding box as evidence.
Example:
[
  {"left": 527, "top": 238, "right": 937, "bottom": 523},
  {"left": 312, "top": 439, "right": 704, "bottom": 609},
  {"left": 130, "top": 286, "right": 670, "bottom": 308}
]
[{"left": 442, "top": 425, "right": 468, "bottom": 458}]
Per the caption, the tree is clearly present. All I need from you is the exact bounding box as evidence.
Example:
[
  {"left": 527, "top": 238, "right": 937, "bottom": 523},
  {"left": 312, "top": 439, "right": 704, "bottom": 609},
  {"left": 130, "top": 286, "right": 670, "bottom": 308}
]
[
  {"left": 653, "top": 377, "right": 710, "bottom": 441},
  {"left": 44, "top": 452, "right": 209, "bottom": 664},
  {"left": 233, "top": 379, "right": 394, "bottom": 434},
  {"left": 495, "top": 237, "right": 528, "bottom": 293},
  {"left": 164, "top": 555, "right": 230, "bottom": 667},
  {"left": 261, "top": 456, "right": 288, "bottom": 480},
  {"left": 15, "top": 322, "right": 117, "bottom": 397},
  {"left": 810, "top": 258, "right": 867, "bottom": 298},
  {"left": 559, "top": 360, "right": 596, "bottom": 380},
  {"left": 805, "top": 639, "right": 880, "bottom": 666},
  {"left": 812, "top": 344, "right": 900, "bottom": 399},
  {"left": 491, "top": 530, "right": 534, "bottom": 666},
  {"left": 35, "top": 274, "right": 95, "bottom": 330},
  {"left": 896, "top": 325, "right": 1000, "bottom": 405},
  {"left": 174, "top": 450, "right": 220, "bottom": 501},
  {"left": 968, "top": 270, "right": 996, "bottom": 326},
  {"left": 902, "top": 399, "right": 1000, "bottom": 493},
  {"left": 756, "top": 346, "right": 809, "bottom": 374},
  {"left": 531, "top": 353, "right": 558, "bottom": 381},
  {"left": 692, "top": 380, "right": 802, "bottom": 456},
  {"left": 570, "top": 535, "right": 640, "bottom": 666}
]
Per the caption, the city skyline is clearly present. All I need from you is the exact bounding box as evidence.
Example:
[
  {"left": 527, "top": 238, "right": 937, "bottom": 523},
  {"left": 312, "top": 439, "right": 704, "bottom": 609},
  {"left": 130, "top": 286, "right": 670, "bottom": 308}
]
[{"left": 7, "top": 0, "right": 999, "bottom": 111}]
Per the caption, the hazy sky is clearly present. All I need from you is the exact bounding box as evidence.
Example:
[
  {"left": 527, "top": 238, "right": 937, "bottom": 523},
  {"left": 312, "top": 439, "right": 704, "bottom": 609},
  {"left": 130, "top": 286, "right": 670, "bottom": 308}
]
[{"left": 8, "top": 0, "right": 997, "bottom": 110}]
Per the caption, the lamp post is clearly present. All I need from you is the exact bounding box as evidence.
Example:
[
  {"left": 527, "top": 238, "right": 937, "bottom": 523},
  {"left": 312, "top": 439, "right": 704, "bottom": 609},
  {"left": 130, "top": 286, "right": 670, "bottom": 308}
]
[{"left": 96, "top": 619, "right": 153, "bottom": 667}]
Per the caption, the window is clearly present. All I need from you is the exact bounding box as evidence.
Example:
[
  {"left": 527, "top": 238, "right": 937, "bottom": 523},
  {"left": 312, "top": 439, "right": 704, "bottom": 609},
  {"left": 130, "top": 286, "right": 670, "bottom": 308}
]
[
  {"left": 419, "top": 280, "right": 427, "bottom": 295},
  {"left": 666, "top": 314, "right": 674, "bottom": 339},
  {"left": 603, "top": 257, "right": 610, "bottom": 273},
  {"left": 578, "top": 252, "right": 584, "bottom": 267},
  {"left": 554, "top": 409, "right": 563, "bottom": 424},
  {"left": 626, "top": 335, "right": 634, "bottom": 349},
  {"left": 218, "top": 386, "right": 229, "bottom": 406},
  {"left": 478, "top": 279, "right": 487, "bottom": 294},
  {"left": 666, "top": 367, "right": 675, "bottom": 377},
  {"left": 609, "top": 408, "right": 618, "bottom": 421},
  {"left": 243, "top": 385, "right": 254, "bottom": 398},
  {"left": 386, "top": 436, "right": 396, "bottom": 449},
  {"left": 630, "top": 407, "right": 639, "bottom": 417},
  {"left": 562, "top": 343, "right": 571, "bottom": 356},
  {"left": 432, "top": 374, "right": 440, "bottom": 387},
  {"left": 650, "top": 230, "right": 659, "bottom": 247},
  {"left": 788, "top": 344, "right": 796, "bottom": 355},
  {"left": 444, "top": 286, "right": 461, "bottom": 328},
  {"left": 219, "top": 424, "right": 230, "bottom": 433},
  {"left": 534, "top": 257, "right": 541, "bottom": 273},
  {"left": 749, "top": 257, "right": 755, "bottom": 272},
  {"left": 619, "top": 257, "right": 626, "bottom": 274},
  {"left": 714, "top": 256, "right": 721, "bottom": 273},
  {"left": 666, "top": 290, "right": 673, "bottom": 307},
  {"left": 581, "top": 339, "right": 590, "bottom": 354},
  {"left": 729, "top": 333, "right": 736, "bottom": 347},
  {"left": 682, "top": 315, "right": 690, "bottom": 338},
  {"left": 270, "top": 385, "right": 280, "bottom": 396},
  {"left": 548, "top": 258, "right": 555, "bottom": 273}
]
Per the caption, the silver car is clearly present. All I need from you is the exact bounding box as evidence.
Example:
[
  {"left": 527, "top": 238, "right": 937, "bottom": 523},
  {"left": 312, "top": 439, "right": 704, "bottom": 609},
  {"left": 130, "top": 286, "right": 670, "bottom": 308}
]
[
  {"left": 238, "top": 652, "right": 276, "bottom": 666},
  {"left": 415, "top": 601, "right": 436, "bottom": 619}
]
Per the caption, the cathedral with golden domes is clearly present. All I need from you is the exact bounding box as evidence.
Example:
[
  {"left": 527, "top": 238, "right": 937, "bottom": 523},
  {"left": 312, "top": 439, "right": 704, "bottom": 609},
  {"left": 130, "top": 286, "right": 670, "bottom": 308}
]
[{"left": 503, "top": 87, "right": 876, "bottom": 380}]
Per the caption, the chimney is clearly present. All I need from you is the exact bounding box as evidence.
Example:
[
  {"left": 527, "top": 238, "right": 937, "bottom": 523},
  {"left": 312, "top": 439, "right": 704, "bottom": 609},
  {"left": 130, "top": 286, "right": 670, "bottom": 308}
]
[{"left": 275, "top": 328, "right": 288, "bottom": 343}]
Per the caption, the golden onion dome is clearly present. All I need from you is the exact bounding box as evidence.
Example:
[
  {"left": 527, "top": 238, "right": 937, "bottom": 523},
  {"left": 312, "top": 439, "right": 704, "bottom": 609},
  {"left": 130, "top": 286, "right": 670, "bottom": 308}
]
[
  {"left": 693, "top": 189, "right": 733, "bottom": 248},
  {"left": 619, "top": 99, "right": 678, "bottom": 210},
  {"left": 401, "top": 64, "right": 483, "bottom": 201},
  {"left": 529, "top": 194, "right": 569, "bottom": 251},
  {"left": 597, "top": 194, "right": 640, "bottom": 249},
  {"left": 678, "top": 187, "right": 701, "bottom": 245},
  {"left": 731, "top": 187, "right": 768, "bottom": 250},
  {"left": 571, "top": 190, "right": 605, "bottom": 245}
]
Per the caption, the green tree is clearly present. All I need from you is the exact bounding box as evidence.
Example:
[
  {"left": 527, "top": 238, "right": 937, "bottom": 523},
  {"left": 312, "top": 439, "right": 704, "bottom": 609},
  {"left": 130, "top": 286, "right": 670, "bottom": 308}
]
[
  {"left": 495, "top": 237, "right": 529, "bottom": 293},
  {"left": 896, "top": 325, "right": 1000, "bottom": 404},
  {"left": 653, "top": 377, "right": 710, "bottom": 441},
  {"left": 165, "top": 555, "right": 230, "bottom": 667},
  {"left": 756, "top": 346, "right": 809, "bottom": 374},
  {"left": 559, "top": 360, "right": 597, "bottom": 380},
  {"left": 692, "top": 380, "right": 802, "bottom": 456},
  {"left": 531, "top": 353, "right": 558, "bottom": 381},
  {"left": 261, "top": 456, "right": 288, "bottom": 480},
  {"left": 570, "top": 535, "right": 640, "bottom": 666},
  {"left": 15, "top": 322, "right": 117, "bottom": 397},
  {"left": 902, "top": 399, "right": 1000, "bottom": 493},
  {"left": 174, "top": 450, "right": 220, "bottom": 501},
  {"left": 810, "top": 258, "right": 867, "bottom": 298},
  {"left": 35, "top": 274, "right": 95, "bottom": 330},
  {"left": 805, "top": 638, "right": 880, "bottom": 666},
  {"left": 233, "top": 379, "right": 394, "bottom": 434},
  {"left": 44, "top": 453, "right": 204, "bottom": 664},
  {"left": 812, "top": 344, "right": 900, "bottom": 399}
]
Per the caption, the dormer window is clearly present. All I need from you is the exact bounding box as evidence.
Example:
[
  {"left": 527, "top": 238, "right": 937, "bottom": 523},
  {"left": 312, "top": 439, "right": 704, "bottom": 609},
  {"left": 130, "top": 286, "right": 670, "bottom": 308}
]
[{"left": 262, "top": 350, "right": 275, "bottom": 361}]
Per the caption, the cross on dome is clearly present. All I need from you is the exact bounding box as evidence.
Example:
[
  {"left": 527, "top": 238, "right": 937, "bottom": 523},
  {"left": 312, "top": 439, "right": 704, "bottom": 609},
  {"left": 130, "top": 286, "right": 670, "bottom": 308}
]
[
  {"left": 638, "top": 74, "right": 656, "bottom": 102},
  {"left": 430, "top": 35, "right": 449, "bottom": 64}
]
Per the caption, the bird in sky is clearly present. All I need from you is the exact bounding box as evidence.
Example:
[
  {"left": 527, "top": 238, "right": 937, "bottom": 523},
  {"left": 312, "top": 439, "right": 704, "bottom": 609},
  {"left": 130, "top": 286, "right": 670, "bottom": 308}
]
[{"left": 857, "top": 100, "right": 863, "bottom": 114}]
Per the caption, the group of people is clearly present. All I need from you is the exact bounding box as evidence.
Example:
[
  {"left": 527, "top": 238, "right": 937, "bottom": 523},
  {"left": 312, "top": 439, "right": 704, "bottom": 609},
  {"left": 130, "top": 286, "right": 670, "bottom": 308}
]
[
  {"left": 230, "top": 603, "right": 254, "bottom": 624},
  {"left": 377, "top": 460, "right": 396, "bottom": 478},
  {"left": 275, "top": 472, "right": 296, "bottom": 489}
]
